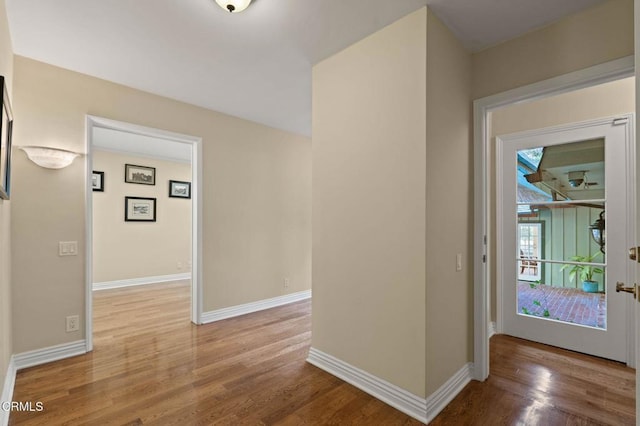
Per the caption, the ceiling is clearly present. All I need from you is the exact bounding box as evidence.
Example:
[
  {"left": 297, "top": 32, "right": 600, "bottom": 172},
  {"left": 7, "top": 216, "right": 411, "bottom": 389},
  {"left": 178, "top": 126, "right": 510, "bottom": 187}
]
[
  {"left": 92, "top": 127, "right": 191, "bottom": 163},
  {"left": 6, "top": 0, "right": 606, "bottom": 138}
]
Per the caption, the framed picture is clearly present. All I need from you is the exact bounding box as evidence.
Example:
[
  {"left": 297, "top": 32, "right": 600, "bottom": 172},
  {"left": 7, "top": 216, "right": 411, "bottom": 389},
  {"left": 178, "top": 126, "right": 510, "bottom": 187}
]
[
  {"left": 169, "top": 180, "right": 191, "bottom": 199},
  {"left": 92, "top": 171, "right": 105, "bottom": 192},
  {"left": 125, "top": 163, "right": 155, "bottom": 185},
  {"left": 0, "top": 76, "right": 13, "bottom": 200},
  {"left": 125, "top": 196, "right": 156, "bottom": 222}
]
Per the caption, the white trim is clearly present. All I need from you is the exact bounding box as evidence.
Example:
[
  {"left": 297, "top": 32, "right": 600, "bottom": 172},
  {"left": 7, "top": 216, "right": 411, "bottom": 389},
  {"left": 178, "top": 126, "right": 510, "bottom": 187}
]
[
  {"left": 86, "top": 116, "right": 204, "bottom": 347},
  {"left": 473, "top": 56, "right": 634, "bottom": 382},
  {"left": 93, "top": 273, "right": 192, "bottom": 291},
  {"left": 624, "top": 113, "right": 637, "bottom": 368},
  {"left": 0, "top": 357, "right": 16, "bottom": 426},
  {"left": 191, "top": 135, "right": 203, "bottom": 325},
  {"left": 306, "top": 347, "right": 427, "bottom": 424},
  {"left": 85, "top": 117, "right": 94, "bottom": 352},
  {"left": 201, "top": 290, "right": 311, "bottom": 323},
  {"left": 13, "top": 340, "right": 87, "bottom": 371},
  {"left": 488, "top": 322, "right": 497, "bottom": 338},
  {"left": 426, "top": 362, "right": 473, "bottom": 423}
]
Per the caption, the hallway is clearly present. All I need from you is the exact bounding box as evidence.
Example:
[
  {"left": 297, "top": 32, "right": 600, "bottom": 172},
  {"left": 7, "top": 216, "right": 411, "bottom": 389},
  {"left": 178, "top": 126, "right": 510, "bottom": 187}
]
[{"left": 10, "top": 282, "right": 420, "bottom": 424}]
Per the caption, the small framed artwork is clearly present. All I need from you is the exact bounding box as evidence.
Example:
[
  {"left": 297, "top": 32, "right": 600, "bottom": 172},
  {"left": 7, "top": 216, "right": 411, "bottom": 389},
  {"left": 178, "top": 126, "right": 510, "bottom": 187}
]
[
  {"left": 169, "top": 180, "right": 191, "bottom": 199},
  {"left": 92, "top": 171, "right": 105, "bottom": 192},
  {"left": 0, "top": 76, "right": 14, "bottom": 200},
  {"left": 125, "top": 163, "right": 155, "bottom": 185},
  {"left": 125, "top": 196, "right": 156, "bottom": 222}
]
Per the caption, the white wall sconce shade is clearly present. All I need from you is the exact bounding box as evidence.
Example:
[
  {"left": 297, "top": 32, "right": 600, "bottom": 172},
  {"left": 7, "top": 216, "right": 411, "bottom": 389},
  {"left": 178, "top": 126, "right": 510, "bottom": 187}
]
[
  {"left": 215, "top": 0, "right": 252, "bottom": 13},
  {"left": 20, "top": 146, "right": 80, "bottom": 169}
]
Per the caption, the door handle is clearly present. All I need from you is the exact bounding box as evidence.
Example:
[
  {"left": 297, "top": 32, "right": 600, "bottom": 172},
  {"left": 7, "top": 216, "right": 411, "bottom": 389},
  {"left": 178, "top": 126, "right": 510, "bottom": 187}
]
[
  {"left": 629, "top": 247, "right": 639, "bottom": 262},
  {"left": 616, "top": 282, "right": 637, "bottom": 299}
]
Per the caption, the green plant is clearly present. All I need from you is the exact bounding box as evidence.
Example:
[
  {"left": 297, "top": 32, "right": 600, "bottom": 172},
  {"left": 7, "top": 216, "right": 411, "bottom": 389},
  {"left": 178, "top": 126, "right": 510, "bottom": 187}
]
[
  {"left": 521, "top": 280, "right": 553, "bottom": 318},
  {"left": 560, "top": 253, "right": 604, "bottom": 282}
]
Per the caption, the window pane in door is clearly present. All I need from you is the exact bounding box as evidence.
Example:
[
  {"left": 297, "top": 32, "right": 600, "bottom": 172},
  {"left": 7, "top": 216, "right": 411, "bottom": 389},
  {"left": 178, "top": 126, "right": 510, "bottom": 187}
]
[{"left": 516, "top": 140, "right": 605, "bottom": 329}]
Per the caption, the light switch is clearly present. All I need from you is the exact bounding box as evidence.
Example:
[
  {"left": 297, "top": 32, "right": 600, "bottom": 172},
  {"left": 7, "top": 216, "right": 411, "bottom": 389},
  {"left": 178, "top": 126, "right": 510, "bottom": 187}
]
[
  {"left": 59, "top": 241, "right": 78, "bottom": 256},
  {"left": 456, "top": 253, "right": 463, "bottom": 271}
]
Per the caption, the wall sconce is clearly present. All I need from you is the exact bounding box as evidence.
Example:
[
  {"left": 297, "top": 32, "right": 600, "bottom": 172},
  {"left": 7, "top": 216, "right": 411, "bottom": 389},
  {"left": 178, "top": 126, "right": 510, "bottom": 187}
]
[
  {"left": 589, "top": 210, "right": 605, "bottom": 254},
  {"left": 215, "top": 0, "right": 252, "bottom": 13},
  {"left": 20, "top": 146, "right": 80, "bottom": 169}
]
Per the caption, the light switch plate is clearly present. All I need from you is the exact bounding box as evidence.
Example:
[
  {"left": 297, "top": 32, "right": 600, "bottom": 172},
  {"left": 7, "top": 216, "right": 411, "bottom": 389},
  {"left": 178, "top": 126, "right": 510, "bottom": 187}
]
[{"left": 59, "top": 241, "right": 78, "bottom": 256}]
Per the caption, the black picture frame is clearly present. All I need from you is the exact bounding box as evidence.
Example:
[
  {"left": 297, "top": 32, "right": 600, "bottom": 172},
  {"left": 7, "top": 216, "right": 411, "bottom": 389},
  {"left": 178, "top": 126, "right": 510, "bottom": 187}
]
[
  {"left": 125, "top": 196, "right": 156, "bottom": 222},
  {"left": 125, "top": 163, "right": 156, "bottom": 185},
  {"left": 92, "top": 171, "right": 105, "bottom": 192},
  {"left": 169, "top": 180, "right": 191, "bottom": 199},
  {"left": 0, "top": 76, "right": 13, "bottom": 200}
]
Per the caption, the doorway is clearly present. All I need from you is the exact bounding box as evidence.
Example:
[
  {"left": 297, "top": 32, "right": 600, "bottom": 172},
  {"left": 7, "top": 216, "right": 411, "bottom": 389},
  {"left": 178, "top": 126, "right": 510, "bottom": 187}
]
[
  {"left": 497, "top": 117, "right": 633, "bottom": 362},
  {"left": 517, "top": 222, "right": 542, "bottom": 282},
  {"left": 472, "top": 56, "right": 635, "bottom": 381},
  {"left": 85, "top": 116, "right": 203, "bottom": 351}
]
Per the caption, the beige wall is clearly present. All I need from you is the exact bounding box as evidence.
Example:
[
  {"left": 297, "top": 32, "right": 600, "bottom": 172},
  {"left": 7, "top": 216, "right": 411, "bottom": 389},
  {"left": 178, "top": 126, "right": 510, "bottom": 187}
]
[
  {"left": 312, "top": 8, "right": 427, "bottom": 397},
  {"left": 472, "top": 0, "right": 633, "bottom": 99},
  {"left": 0, "top": 0, "right": 12, "bottom": 395},
  {"left": 11, "top": 56, "right": 311, "bottom": 353},
  {"left": 92, "top": 150, "right": 191, "bottom": 283},
  {"left": 489, "top": 77, "right": 634, "bottom": 320},
  {"left": 492, "top": 77, "right": 635, "bottom": 135},
  {"left": 425, "top": 11, "right": 472, "bottom": 397}
]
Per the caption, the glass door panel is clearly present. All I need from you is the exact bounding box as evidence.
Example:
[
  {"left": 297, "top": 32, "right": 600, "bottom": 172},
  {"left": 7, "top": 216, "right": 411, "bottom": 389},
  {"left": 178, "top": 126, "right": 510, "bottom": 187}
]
[{"left": 516, "top": 139, "right": 606, "bottom": 330}]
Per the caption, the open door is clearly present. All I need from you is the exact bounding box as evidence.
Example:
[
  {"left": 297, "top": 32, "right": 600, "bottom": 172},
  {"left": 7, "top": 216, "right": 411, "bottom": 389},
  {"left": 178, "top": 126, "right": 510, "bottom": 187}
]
[
  {"left": 498, "top": 118, "right": 633, "bottom": 362},
  {"left": 635, "top": 0, "right": 640, "bottom": 418}
]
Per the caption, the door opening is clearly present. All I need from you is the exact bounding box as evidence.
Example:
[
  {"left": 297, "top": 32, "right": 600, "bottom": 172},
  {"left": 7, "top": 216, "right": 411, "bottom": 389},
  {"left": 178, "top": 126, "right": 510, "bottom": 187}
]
[
  {"left": 473, "top": 56, "right": 635, "bottom": 381},
  {"left": 517, "top": 222, "right": 542, "bottom": 282},
  {"left": 85, "top": 116, "right": 203, "bottom": 351}
]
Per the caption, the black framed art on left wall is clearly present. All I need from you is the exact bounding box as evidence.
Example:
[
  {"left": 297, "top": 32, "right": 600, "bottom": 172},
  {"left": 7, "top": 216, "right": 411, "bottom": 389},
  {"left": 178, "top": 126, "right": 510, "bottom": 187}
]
[{"left": 0, "top": 75, "right": 13, "bottom": 200}]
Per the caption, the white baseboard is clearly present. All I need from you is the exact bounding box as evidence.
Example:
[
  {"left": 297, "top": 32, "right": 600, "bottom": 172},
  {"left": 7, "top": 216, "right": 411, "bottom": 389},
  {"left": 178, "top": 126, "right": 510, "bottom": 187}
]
[
  {"left": 306, "top": 347, "right": 426, "bottom": 424},
  {"left": 0, "top": 357, "right": 16, "bottom": 426},
  {"left": 13, "top": 340, "right": 87, "bottom": 370},
  {"left": 489, "top": 321, "right": 497, "bottom": 338},
  {"left": 93, "top": 273, "right": 192, "bottom": 291},
  {"left": 201, "top": 290, "right": 311, "bottom": 324},
  {"left": 426, "top": 362, "right": 473, "bottom": 423}
]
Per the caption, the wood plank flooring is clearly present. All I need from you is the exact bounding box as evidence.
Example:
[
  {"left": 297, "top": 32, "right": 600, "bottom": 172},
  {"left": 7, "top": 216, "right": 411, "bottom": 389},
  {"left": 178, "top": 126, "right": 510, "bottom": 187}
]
[
  {"left": 10, "top": 281, "right": 421, "bottom": 425},
  {"left": 431, "top": 334, "right": 635, "bottom": 425}
]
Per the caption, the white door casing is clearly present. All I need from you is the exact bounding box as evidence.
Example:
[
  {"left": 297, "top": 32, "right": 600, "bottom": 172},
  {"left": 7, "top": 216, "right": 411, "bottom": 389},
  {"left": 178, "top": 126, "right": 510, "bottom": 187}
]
[
  {"left": 633, "top": 0, "right": 640, "bottom": 417},
  {"left": 473, "top": 55, "right": 634, "bottom": 382}
]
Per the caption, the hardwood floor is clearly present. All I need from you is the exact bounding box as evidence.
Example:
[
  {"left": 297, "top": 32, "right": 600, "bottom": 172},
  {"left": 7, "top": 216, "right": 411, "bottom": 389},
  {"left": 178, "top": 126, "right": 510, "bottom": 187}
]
[
  {"left": 431, "top": 334, "right": 635, "bottom": 425},
  {"left": 10, "top": 281, "right": 421, "bottom": 425}
]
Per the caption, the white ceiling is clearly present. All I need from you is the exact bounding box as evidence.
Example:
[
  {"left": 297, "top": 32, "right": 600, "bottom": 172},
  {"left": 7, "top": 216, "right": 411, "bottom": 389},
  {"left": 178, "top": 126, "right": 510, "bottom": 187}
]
[
  {"left": 427, "top": 0, "right": 606, "bottom": 52},
  {"left": 6, "top": 0, "right": 606, "bottom": 138},
  {"left": 93, "top": 127, "right": 191, "bottom": 163}
]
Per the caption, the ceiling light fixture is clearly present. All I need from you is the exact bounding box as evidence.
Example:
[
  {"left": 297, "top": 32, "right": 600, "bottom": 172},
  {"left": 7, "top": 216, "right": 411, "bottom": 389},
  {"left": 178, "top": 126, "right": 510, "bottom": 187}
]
[
  {"left": 568, "top": 170, "right": 585, "bottom": 188},
  {"left": 20, "top": 146, "right": 80, "bottom": 169},
  {"left": 215, "top": 0, "right": 252, "bottom": 13}
]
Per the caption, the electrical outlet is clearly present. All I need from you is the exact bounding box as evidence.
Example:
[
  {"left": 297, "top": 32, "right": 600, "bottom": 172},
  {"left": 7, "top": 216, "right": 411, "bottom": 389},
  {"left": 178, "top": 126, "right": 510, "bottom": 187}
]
[
  {"left": 177, "top": 261, "right": 183, "bottom": 270},
  {"left": 456, "top": 253, "right": 463, "bottom": 271},
  {"left": 284, "top": 278, "right": 290, "bottom": 288},
  {"left": 66, "top": 315, "right": 79, "bottom": 332}
]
